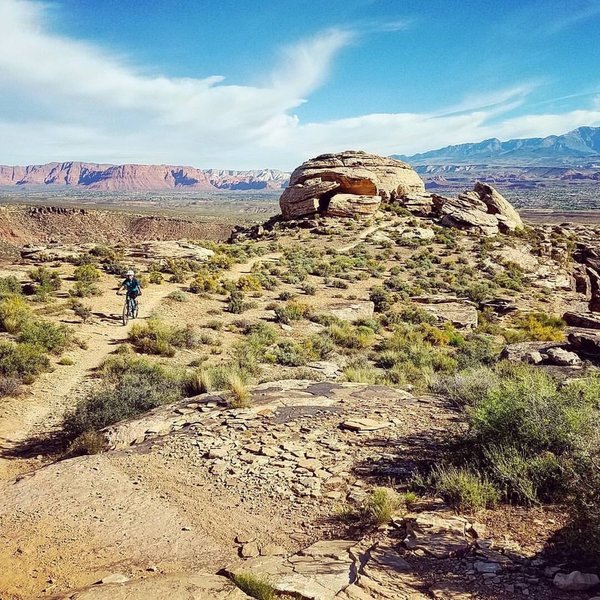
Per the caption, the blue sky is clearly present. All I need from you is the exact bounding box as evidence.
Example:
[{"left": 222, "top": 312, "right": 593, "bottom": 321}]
[{"left": 0, "top": 0, "right": 599, "bottom": 168}]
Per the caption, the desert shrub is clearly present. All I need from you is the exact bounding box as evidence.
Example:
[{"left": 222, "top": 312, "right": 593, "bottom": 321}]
[
  {"left": 58, "top": 356, "right": 75, "bottom": 365},
  {"left": 301, "top": 282, "right": 316, "bottom": 295},
  {"left": 207, "top": 253, "right": 234, "bottom": 271},
  {"left": 369, "top": 286, "right": 393, "bottom": 312},
  {"left": 237, "top": 275, "right": 263, "bottom": 292},
  {"left": 227, "top": 373, "right": 251, "bottom": 408},
  {"left": 278, "top": 290, "right": 295, "bottom": 301},
  {"left": 271, "top": 340, "right": 311, "bottom": 366},
  {"left": 64, "top": 358, "right": 183, "bottom": 435},
  {"left": 274, "top": 300, "right": 311, "bottom": 324},
  {"left": 423, "top": 465, "right": 499, "bottom": 511},
  {"left": 185, "top": 368, "right": 213, "bottom": 395},
  {"left": 343, "top": 363, "right": 380, "bottom": 384},
  {"left": 128, "top": 319, "right": 198, "bottom": 356},
  {"left": 0, "top": 375, "right": 21, "bottom": 397},
  {"left": 326, "top": 322, "right": 375, "bottom": 350},
  {"left": 362, "top": 487, "right": 400, "bottom": 525},
  {"left": 70, "top": 299, "right": 92, "bottom": 323},
  {"left": 189, "top": 272, "right": 220, "bottom": 293},
  {"left": 449, "top": 364, "right": 598, "bottom": 504},
  {"left": 431, "top": 366, "right": 500, "bottom": 406},
  {"left": 167, "top": 290, "right": 188, "bottom": 302},
  {"left": 29, "top": 267, "right": 61, "bottom": 293},
  {"left": 232, "top": 573, "right": 275, "bottom": 600},
  {"left": 397, "top": 304, "right": 437, "bottom": 325},
  {"left": 17, "top": 320, "right": 72, "bottom": 353},
  {"left": 227, "top": 290, "right": 252, "bottom": 314},
  {"left": 307, "top": 334, "right": 336, "bottom": 360},
  {"left": 148, "top": 270, "right": 163, "bottom": 284},
  {"left": 67, "top": 430, "right": 106, "bottom": 456},
  {"left": 511, "top": 312, "right": 565, "bottom": 342},
  {"left": 0, "top": 296, "right": 31, "bottom": 333},
  {"left": 0, "top": 341, "right": 50, "bottom": 380},
  {"left": 73, "top": 264, "right": 101, "bottom": 283},
  {"left": 0, "top": 276, "right": 22, "bottom": 298},
  {"left": 70, "top": 281, "right": 101, "bottom": 298}
]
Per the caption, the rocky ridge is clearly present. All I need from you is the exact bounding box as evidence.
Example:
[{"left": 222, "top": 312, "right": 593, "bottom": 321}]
[
  {"left": 2, "top": 381, "right": 593, "bottom": 600},
  {"left": 0, "top": 162, "right": 289, "bottom": 191}
]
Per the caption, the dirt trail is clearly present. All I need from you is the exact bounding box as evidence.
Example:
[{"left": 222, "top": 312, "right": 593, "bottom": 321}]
[{"left": 0, "top": 278, "right": 180, "bottom": 480}]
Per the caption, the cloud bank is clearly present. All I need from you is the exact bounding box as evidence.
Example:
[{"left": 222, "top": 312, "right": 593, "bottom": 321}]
[{"left": 0, "top": 0, "right": 599, "bottom": 169}]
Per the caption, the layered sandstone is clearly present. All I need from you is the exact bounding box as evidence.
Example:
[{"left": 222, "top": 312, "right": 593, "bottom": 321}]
[
  {"left": 0, "top": 162, "right": 288, "bottom": 192},
  {"left": 279, "top": 151, "right": 425, "bottom": 219}
]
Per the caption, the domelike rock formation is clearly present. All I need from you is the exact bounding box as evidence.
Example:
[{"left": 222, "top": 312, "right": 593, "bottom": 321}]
[{"left": 278, "top": 150, "right": 523, "bottom": 235}]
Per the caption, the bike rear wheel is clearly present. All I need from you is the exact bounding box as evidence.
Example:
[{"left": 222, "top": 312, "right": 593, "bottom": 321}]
[{"left": 122, "top": 300, "right": 129, "bottom": 326}]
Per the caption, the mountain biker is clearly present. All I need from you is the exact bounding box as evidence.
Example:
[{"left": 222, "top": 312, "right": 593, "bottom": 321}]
[{"left": 117, "top": 270, "right": 142, "bottom": 309}]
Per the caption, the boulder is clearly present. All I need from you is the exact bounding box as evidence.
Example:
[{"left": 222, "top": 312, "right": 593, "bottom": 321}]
[
  {"left": 433, "top": 182, "right": 522, "bottom": 236},
  {"left": 568, "top": 330, "right": 600, "bottom": 358},
  {"left": 563, "top": 311, "right": 600, "bottom": 329},
  {"left": 545, "top": 347, "right": 582, "bottom": 367},
  {"left": 553, "top": 571, "right": 600, "bottom": 591},
  {"left": 473, "top": 182, "right": 523, "bottom": 232},
  {"left": 279, "top": 151, "right": 425, "bottom": 219},
  {"left": 501, "top": 341, "right": 557, "bottom": 363}
]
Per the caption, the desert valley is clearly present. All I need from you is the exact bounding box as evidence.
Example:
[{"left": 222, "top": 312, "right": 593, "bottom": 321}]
[
  {"left": 1, "top": 1, "right": 600, "bottom": 599},
  {"left": 0, "top": 146, "right": 599, "bottom": 600}
]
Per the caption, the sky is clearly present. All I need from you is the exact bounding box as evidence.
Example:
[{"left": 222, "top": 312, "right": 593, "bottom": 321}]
[{"left": 0, "top": 0, "right": 599, "bottom": 169}]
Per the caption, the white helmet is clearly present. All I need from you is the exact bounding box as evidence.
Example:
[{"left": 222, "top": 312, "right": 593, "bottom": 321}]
[{"left": 126, "top": 270, "right": 135, "bottom": 276}]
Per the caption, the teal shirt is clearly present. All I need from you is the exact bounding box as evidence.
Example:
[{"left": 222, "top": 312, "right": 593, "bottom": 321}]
[{"left": 122, "top": 278, "right": 141, "bottom": 295}]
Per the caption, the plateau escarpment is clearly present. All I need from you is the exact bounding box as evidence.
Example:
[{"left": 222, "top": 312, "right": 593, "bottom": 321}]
[{"left": 0, "top": 161, "right": 289, "bottom": 191}]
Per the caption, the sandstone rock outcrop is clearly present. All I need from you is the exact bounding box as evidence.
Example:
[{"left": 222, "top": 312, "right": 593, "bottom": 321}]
[
  {"left": 435, "top": 182, "right": 523, "bottom": 235},
  {"left": 278, "top": 151, "right": 523, "bottom": 235},
  {"left": 279, "top": 151, "right": 426, "bottom": 219}
]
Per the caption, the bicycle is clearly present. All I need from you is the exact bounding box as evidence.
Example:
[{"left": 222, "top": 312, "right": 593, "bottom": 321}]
[{"left": 119, "top": 293, "right": 139, "bottom": 326}]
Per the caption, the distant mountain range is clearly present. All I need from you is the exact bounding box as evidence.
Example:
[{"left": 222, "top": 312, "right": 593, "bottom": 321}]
[
  {"left": 0, "top": 161, "right": 289, "bottom": 192},
  {"left": 393, "top": 126, "right": 600, "bottom": 166}
]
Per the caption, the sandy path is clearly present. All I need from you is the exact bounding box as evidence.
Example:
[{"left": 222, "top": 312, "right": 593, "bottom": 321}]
[{"left": 0, "top": 278, "right": 180, "bottom": 479}]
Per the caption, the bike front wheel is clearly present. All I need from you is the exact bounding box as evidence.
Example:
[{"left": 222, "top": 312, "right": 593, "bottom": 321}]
[{"left": 122, "top": 301, "right": 129, "bottom": 326}]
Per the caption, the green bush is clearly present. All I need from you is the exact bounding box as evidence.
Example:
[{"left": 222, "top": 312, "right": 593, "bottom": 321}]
[
  {"left": 73, "top": 264, "right": 101, "bottom": 283},
  {"left": 29, "top": 267, "right": 62, "bottom": 293},
  {"left": 64, "top": 359, "right": 183, "bottom": 435},
  {"left": 447, "top": 364, "right": 598, "bottom": 504},
  {"left": 362, "top": 487, "right": 401, "bottom": 525},
  {"left": 0, "top": 276, "right": 22, "bottom": 298},
  {"left": 70, "top": 300, "right": 92, "bottom": 323},
  {"left": 232, "top": 573, "right": 275, "bottom": 600},
  {"left": 326, "top": 322, "right": 375, "bottom": 350},
  {"left": 0, "top": 341, "right": 50, "bottom": 380},
  {"left": 0, "top": 296, "right": 31, "bottom": 333},
  {"left": 227, "top": 290, "right": 251, "bottom": 314},
  {"left": 148, "top": 270, "right": 163, "bottom": 284},
  {"left": 424, "top": 465, "right": 499, "bottom": 511},
  {"left": 369, "top": 286, "right": 393, "bottom": 312},
  {"left": 17, "top": 320, "right": 72, "bottom": 354},
  {"left": 70, "top": 281, "right": 101, "bottom": 298},
  {"left": 128, "top": 319, "right": 198, "bottom": 356},
  {"left": 274, "top": 300, "right": 311, "bottom": 324}
]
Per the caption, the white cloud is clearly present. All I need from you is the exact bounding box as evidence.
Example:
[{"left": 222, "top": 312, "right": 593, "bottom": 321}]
[{"left": 0, "top": 0, "right": 598, "bottom": 170}]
